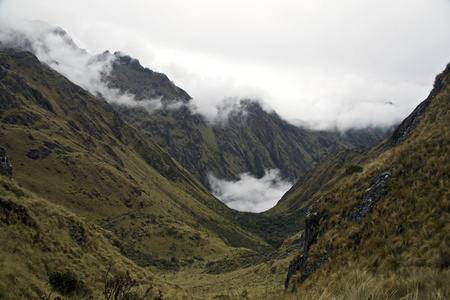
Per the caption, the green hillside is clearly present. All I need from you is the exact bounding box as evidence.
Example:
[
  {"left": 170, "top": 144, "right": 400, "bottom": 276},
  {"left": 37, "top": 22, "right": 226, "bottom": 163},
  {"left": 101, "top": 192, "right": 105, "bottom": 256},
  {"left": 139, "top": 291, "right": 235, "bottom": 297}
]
[
  {"left": 0, "top": 47, "right": 268, "bottom": 273},
  {"left": 284, "top": 63, "right": 450, "bottom": 299},
  {"left": 0, "top": 175, "right": 164, "bottom": 299},
  {"left": 2, "top": 31, "right": 448, "bottom": 299}
]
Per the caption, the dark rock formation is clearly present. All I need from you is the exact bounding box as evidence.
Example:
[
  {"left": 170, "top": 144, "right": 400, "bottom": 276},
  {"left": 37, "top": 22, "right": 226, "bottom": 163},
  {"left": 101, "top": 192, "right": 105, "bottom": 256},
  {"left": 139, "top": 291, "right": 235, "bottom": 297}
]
[
  {"left": 0, "top": 198, "right": 37, "bottom": 228},
  {"left": 0, "top": 64, "right": 8, "bottom": 80},
  {"left": 348, "top": 168, "right": 396, "bottom": 224},
  {"left": 0, "top": 148, "right": 12, "bottom": 179},
  {"left": 285, "top": 204, "right": 329, "bottom": 290}
]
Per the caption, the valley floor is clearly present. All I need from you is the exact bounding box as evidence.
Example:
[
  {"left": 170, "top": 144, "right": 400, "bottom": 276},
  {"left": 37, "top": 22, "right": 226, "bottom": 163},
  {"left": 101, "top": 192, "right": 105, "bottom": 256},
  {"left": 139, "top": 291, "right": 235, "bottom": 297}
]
[{"left": 155, "top": 255, "right": 291, "bottom": 299}]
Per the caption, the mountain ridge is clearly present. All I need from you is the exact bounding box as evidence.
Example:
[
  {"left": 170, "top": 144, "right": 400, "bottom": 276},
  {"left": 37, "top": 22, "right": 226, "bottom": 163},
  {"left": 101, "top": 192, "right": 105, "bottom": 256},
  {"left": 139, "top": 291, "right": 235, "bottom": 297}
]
[
  {"left": 283, "top": 61, "right": 450, "bottom": 298},
  {"left": 2, "top": 21, "right": 447, "bottom": 298},
  {"left": 0, "top": 46, "right": 268, "bottom": 269}
]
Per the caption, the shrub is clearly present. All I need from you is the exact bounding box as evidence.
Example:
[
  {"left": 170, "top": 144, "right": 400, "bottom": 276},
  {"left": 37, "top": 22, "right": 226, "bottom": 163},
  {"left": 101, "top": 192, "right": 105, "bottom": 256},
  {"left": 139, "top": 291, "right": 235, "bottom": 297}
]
[
  {"left": 346, "top": 165, "right": 363, "bottom": 175},
  {"left": 48, "top": 271, "right": 90, "bottom": 297}
]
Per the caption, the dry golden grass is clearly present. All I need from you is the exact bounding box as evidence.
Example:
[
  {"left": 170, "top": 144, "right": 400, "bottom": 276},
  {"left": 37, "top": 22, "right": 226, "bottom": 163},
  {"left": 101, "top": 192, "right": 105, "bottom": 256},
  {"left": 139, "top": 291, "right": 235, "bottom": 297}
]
[
  {"left": 285, "top": 64, "right": 450, "bottom": 298},
  {"left": 0, "top": 176, "right": 162, "bottom": 299},
  {"left": 291, "top": 267, "right": 449, "bottom": 300}
]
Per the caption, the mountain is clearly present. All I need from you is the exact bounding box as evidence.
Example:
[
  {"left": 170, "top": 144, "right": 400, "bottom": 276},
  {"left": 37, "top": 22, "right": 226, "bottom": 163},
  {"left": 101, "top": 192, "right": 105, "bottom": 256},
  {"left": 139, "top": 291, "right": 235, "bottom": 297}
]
[
  {"left": 104, "top": 53, "right": 392, "bottom": 248},
  {"left": 0, "top": 46, "right": 270, "bottom": 271},
  {"left": 2, "top": 21, "right": 445, "bottom": 298},
  {"left": 107, "top": 54, "right": 389, "bottom": 188},
  {"left": 0, "top": 45, "right": 297, "bottom": 299},
  {"left": 283, "top": 62, "right": 450, "bottom": 298}
]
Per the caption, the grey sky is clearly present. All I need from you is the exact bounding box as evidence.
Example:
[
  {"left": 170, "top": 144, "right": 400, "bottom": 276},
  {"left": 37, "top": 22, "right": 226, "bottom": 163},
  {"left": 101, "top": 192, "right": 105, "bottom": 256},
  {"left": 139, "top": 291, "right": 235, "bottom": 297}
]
[{"left": 1, "top": 0, "right": 450, "bottom": 130}]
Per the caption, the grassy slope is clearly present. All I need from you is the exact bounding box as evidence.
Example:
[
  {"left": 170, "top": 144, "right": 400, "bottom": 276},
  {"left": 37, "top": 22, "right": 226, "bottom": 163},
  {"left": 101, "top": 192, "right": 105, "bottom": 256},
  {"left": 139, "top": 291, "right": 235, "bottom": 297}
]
[
  {"left": 0, "top": 47, "right": 267, "bottom": 274},
  {"left": 285, "top": 63, "right": 450, "bottom": 299},
  {"left": 3, "top": 43, "right": 448, "bottom": 299},
  {"left": 0, "top": 46, "right": 306, "bottom": 299},
  {"left": 0, "top": 176, "right": 165, "bottom": 299}
]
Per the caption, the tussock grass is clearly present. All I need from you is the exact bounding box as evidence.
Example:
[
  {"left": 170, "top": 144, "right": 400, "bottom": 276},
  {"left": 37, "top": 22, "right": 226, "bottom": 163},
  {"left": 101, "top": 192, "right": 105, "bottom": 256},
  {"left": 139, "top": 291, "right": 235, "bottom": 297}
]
[
  {"left": 0, "top": 176, "right": 159, "bottom": 299},
  {"left": 286, "top": 64, "right": 450, "bottom": 298},
  {"left": 293, "top": 267, "right": 449, "bottom": 300}
]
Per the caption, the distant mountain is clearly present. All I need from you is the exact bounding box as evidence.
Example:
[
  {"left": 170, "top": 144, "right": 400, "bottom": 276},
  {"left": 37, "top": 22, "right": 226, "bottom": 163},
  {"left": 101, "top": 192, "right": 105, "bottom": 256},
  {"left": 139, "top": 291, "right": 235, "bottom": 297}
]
[
  {"left": 107, "top": 54, "right": 389, "bottom": 188},
  {"left": 1, "top": 20, "right": 391, "bottom": 187},
  {"left": 3, "top": 20, "right": 435, "bottom": 298},
  {"left": 106, "top": 52, "right": 192, "bottom": 103},
  {"left": 283, "top": 62, "right": 450, "bottom": 298}
]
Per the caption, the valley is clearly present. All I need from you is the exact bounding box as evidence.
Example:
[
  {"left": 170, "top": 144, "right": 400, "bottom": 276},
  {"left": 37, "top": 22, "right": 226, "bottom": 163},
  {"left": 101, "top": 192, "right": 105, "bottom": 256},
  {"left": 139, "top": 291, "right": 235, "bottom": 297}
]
[{"left": 0, "top": 23, "right": 449, "bottom": 299}]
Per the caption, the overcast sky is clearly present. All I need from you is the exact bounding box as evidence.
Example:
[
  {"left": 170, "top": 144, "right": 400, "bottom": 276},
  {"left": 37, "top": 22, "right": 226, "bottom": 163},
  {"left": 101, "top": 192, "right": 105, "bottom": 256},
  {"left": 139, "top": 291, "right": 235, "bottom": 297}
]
[{"left": 1, "top": 0, "right": 450, "bottom": 130}]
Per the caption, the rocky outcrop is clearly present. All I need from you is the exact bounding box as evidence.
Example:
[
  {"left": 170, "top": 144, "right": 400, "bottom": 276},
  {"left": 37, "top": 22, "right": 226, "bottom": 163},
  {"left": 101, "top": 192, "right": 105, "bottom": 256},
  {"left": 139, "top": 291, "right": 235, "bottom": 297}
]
[
  {"left": 285, "top": 204, "right": 329, "bottom": 290},
  {"left": 285, "top": 167, "right": 396, "bottom": 290},
  {"left": 0, "top": 148, "right": 12, "bottom": 179},
  {"left": 348, "top": 168, "right": 396, "bottom": 224}
]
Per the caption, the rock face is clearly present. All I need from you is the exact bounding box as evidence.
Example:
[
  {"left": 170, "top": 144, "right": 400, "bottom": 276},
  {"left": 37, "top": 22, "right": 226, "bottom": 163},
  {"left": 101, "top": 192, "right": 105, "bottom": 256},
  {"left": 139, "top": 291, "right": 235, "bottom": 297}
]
[
  {"left": 0, "top": 148, "right": 12, "bottom": 179},
  {"left": 285, "top": 168, "right": 395, "bottom": 290},
  {"left": 348, "top": 168, "right": 396, "bottom": 224},
  {"left": 284, "top": 204, "right": 328, "bottom": 290}
]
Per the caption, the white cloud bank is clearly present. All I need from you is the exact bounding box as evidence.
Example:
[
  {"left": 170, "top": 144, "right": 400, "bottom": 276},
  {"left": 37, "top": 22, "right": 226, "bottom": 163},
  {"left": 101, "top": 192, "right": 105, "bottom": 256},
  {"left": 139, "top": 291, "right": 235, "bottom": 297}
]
[
  {"left": 208, "top": 169, "right": 294, "bottom": 213},
  {"left": 0, "top": 20, "right": 171, "bottom": 112},
  {"left": 1, "top": 0, "right": 450, "bottom": 130}
]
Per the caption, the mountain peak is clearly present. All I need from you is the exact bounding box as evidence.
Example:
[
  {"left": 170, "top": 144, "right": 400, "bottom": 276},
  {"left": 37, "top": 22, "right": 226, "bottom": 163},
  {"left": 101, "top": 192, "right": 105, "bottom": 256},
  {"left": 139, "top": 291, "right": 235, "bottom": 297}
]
[
  {"left": 107, "top": 51, "right": 192, "bottom": 104},
  {"left": 387, "top": 62, "right": 450, "bottom": 147}
]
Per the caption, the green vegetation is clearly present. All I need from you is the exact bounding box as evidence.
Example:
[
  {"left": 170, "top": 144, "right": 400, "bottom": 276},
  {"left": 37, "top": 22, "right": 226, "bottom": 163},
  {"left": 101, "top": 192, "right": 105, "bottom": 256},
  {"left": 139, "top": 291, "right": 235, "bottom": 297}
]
[
  {"left": 0, "top": 175, "right": 159, "bottom": 299},
  {"left": 345, "top": 164, "right": 363, "bottom": 175},
  {"left": 48, "top": 271, "right": 90, "bottom": 297},
  {"left": 1, "top": 43, "right": 449, "bottom": 299}
]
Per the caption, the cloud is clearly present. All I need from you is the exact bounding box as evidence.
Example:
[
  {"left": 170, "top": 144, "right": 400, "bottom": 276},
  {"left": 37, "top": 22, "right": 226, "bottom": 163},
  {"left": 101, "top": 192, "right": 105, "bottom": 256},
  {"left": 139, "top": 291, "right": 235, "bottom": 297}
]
[
  {"left": 208, "top": 169, "right": 294, "bottom": 213},
  {"left": 0, "top": 19, "right": 166, "bottom": 112},
  {"left": 1, "top": 0, "right": 449, "bottom": 130}
]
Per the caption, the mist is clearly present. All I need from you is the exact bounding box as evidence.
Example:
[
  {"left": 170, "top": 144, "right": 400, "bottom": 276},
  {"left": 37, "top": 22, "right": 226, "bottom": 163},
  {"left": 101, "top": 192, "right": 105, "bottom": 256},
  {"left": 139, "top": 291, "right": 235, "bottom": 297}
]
[
  {"left": 208, "top": 169, "right": 294, "bottom": 213},
  {"left": 0, "top": 20, "right": 166, "bottom": 112},
  {"left": 2, "top": 1, "right": 449, "bottom": 132}
]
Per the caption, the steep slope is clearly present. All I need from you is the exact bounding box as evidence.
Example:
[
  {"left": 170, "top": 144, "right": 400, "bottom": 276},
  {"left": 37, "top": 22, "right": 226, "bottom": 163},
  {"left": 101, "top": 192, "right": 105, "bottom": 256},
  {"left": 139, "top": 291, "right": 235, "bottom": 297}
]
[
  {"left": 284, "top": 63, "right": 450, "bottom": 299},
  {"left": 106, "top": 52, "right": 192, "bottom": 103},
  {"left": 0, "top": 46, "right": 267, "bottom": 272}
]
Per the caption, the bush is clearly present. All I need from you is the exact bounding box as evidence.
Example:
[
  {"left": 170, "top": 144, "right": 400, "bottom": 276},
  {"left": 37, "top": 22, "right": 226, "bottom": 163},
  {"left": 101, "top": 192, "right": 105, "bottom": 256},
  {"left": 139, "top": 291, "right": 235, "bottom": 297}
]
[
  {"left": 346, "top": 165, "right": 363, "bottom": 175},
  {"left": 48, "top": 271, "right": 90, "bottom": 297}
]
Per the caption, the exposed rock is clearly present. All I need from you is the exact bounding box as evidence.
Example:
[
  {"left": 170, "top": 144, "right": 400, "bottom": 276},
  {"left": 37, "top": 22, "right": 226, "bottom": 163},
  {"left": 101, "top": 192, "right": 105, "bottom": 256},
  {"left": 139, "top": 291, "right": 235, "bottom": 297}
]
[
  {"left": 348, "top": 167, "right": 396, "bottom": 224},
  {"left": 0, "top": 148, "right": 12, "bottom": 179},
  {"left": 26, "top": 149, "right": 40, "bottom": 160},
  {"left": 285, "top": 204, "right": 328, "bottom": 290},
  {"left": 0, "top": 64, "right": 8, "bottom": 80},
  {"left": 29, "top": 87, "right": 55, "bottom": 113},
  {"left": 0, "top": 198, "right": 37, "bottom": 228},
  {"left": 69, "top": 223, "right": 86, "bottom": 245}
]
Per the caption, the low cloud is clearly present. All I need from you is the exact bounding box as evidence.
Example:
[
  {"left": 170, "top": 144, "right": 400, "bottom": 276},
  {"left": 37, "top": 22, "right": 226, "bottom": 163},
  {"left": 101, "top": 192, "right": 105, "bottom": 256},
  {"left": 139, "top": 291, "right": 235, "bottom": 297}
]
[
  {"left": 208, "top": 169, "right": 294, "bottom": 213},
  {"left": 0, "top": 20, "right": 166, "bottom": 112}
]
